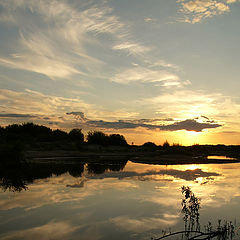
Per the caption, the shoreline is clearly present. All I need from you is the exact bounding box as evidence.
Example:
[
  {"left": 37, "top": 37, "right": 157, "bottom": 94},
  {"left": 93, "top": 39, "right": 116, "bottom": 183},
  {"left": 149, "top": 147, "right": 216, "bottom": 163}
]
[{"left": 25, "top": 150, "right": 240, "bottom": 165}]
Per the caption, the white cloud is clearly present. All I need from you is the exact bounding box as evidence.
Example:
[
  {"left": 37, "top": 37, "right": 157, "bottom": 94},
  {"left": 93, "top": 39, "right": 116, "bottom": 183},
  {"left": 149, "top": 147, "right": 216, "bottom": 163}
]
[
  {"left": 0, "top": 0, "right": 183, "bottom": 88},
  {"left": 110, "top": 216, "right": 178, "bottom": 233},
  {"left": 0, "top": 88, "right": 96, "bottom": 129},
  {"left": 112, "top": 42, "right": 150, "bottom": 55},
  {"left": 0, "top": 55, "right": 80, "bottom": 79},
  {"left": 0, "top": 88, "right": 91, "bottom": 116},
  {"left": 150, "top": 59, "right": 180, "bottom": 71},
  {"left": 226, "top": 0, "right": 240, "bottom": 3},
  {"left": 138, "top": 90, "right": 240, "bottom": 132},
  {"left": 111, "top": 66, "right": 179, "bottom": 84},
  {"left": 178, "top": 0, "right": 231, "bottom": 24},
  {"left": 144, "top": 17, "right": 157, "bottom": 23},
  {"left": 0, "top": 88, "right": 141, "bottom": 129},
  {"left": 0, "top": 221, "right": 79, "bottom": 240},
  {"left": 0, "top": 0, "right": 135, "bottom": 79}
]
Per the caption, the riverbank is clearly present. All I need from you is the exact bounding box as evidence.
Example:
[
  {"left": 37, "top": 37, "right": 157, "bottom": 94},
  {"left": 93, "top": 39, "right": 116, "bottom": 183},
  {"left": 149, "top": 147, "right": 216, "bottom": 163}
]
[{"left": 25, "top": 150, "right": 240, "bottom": 165}]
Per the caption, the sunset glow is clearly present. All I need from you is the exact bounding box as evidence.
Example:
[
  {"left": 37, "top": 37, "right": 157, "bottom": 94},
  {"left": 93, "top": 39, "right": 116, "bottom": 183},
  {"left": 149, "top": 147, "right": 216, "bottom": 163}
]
[{"left": 0, "top": 0, "right": 240, "bottom": 145}]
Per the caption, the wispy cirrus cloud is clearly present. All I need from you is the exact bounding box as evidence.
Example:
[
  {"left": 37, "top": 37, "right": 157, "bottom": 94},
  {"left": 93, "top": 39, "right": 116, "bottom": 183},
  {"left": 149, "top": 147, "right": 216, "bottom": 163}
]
[
  {"left": 144, "top": 17, "right": 158, "bottom": 23},
  {"left": 111, "top": 66, "right": 180, "bottom": 85},
  {"left": 138, "top": 90, "right": 231, "bottom": 119},
  {"left": 110, "top": 216, "right": 178, "bottom": 233},
  {"left": 0, "top": 0, "right": 186, "bottom": 87},
  {"left": 0, "top": 88, "right": 140, "bottom": 129},
  {"left": 0, "top": 0, "right": 136, "bottom": 79},
  {"left": 0, "top": 88, "right": 91, "bottom": 116},
  {"left": 178, "top": 0, "right": 232, "bottom": 24},
  {"left": 226, "top": 0, "right": 240, "bottom": 2},
  {"left": 149, "top": 59, "right": 180, "bottom": 71},
  {"left": 0, "top": 88, "right": 95, "bottom": 128},
  {"left": 2, "top": 87, "right": 240, "bottom": 136},
  {"left": 112, "top": 41, "right": 150, "bottom": 55},
  {"left": 0, "top": 88, "right": 221, "bottom": 132},
  {"left": 0, "top": 221, "right": 79, "bottom": 240}
]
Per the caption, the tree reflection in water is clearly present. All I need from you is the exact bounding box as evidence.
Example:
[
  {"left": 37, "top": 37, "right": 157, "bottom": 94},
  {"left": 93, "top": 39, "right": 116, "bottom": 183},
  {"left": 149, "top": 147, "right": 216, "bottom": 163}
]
[
  {"left": 0, "top": 168, "right": 28, "bottom": 192},
  {"left": 87, "top": 160, "right": 127, "bottom": 175},
  {"left": 0, "top": 162, "right": 85, "bottom": 192},
  {"left": 0, "top": 159, "right": 128, "bottom": 192}
]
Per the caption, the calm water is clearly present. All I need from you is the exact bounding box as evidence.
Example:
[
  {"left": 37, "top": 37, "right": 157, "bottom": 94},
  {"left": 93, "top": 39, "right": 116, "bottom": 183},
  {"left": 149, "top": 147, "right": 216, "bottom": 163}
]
[{"left": 1, "top": 160, "right": 240, "bottom": 240}]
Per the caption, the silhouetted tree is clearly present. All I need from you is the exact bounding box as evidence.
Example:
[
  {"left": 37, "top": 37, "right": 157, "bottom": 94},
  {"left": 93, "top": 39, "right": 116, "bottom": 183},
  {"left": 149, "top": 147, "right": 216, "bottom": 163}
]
[
  {"left": 142, "top": 142, "right": 157, "bottom": 148},
  {"left": 52, "top": 129, "right": 68, "bottom": 140},
  {"left": 69, "top": 128, "right": 84, "bottom": 143},
  {"left": 108, "top": 134, "right": 128, "bottom": 146},
  {"left": 87, "top": 131, "right": 108, "bottom": 145},
  {"left": 163, "top": 140, "right": 170, "bottom": 148},
  {"left": 2, "top": 122, "right": 53, "bottom": 143}
]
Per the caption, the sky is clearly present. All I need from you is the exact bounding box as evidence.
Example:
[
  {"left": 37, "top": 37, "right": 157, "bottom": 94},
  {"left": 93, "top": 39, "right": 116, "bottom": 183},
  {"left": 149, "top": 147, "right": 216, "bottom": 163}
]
[{"left": 0, "top": 0, "right": 240, "bottom": 145}]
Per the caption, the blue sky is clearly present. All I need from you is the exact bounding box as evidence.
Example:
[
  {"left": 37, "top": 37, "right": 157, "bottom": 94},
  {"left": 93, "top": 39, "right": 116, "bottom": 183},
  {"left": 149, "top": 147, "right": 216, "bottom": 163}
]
[{"left": 0, "top": 0, "right": 240, "bottom": 145}]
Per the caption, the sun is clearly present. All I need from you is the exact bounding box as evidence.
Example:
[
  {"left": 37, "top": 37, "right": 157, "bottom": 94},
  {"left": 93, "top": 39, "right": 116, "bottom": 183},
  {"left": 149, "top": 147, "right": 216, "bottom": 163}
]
[
  {"left": 172, "top": 130, "right": 205, "bottom": 146},
  {"left": 187, "top": 131, "right": 201, "bottom": 136}
]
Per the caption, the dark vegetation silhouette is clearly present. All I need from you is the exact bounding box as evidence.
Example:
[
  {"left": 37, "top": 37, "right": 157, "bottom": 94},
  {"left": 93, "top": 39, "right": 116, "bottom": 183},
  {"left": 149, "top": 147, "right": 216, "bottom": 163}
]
[
  {"left": 0, "top": 160, "right": 127, "bottom": 192},
  {"left": 163, "top": 140, "right": 170, "bottom": 148},
  {"left": 0, "top": 123, "right": 82, "bottom": 147},
  {"left": 0, "top": 123, "right": 128, "bottom": 149},
  {"left": 181, "top": 186, "right": 201, "bottom": 236},
  {"left": 0, "top": 122, "right": 240, "bottom": 168},
  {"left": 153, "top": 186, "right": 236, "bottom": 240},
  {"left": 87, "top": 161, "right": 127, "bottom": 175},
  {"left": 142, "top": 141, "right": 157, "bottom": 149},
  {"left": 69, "top": 128, "right": 84, "bottom": 143},
  {"left": 0, "top": 161, "right": 85, "bottom": 192},
  {"left": 87, "top": 131, "right": 128, "bottom": 146}
]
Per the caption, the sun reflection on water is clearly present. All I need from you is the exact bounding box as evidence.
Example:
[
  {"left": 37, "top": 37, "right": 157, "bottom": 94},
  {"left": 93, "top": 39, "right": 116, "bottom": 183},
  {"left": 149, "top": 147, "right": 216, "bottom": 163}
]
[
  {"left": 185, "top": 165, "right": 199, "bottom": 171},
  {"left": 1, "top": 162, "right": 240, "bottom": 240}
]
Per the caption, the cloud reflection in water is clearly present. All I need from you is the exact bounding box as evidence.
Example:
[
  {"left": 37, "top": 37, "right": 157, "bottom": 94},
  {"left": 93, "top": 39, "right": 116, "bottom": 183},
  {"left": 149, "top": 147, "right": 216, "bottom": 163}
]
[{"left": 1, "top": 162, "right": 240, "bottom": 240}]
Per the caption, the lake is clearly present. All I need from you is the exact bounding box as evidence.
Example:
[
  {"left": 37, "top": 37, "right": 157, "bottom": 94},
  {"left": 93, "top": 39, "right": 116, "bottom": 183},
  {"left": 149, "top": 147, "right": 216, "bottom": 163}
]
[{"left": 0, "top": 160, "right": 240, "bottom": 240}]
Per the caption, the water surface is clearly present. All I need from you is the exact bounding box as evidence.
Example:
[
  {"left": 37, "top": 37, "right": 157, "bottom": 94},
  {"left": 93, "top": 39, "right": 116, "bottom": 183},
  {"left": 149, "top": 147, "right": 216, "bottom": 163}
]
[{"left": 1, "top": 160, "right": 240, "bottom": 240}]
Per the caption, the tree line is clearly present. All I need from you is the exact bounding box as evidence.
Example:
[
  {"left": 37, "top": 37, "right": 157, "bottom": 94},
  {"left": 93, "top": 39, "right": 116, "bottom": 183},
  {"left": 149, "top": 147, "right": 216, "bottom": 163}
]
[
  {"left": 1, "top": 123, "right": 240, "bottom": 157},
  {"left": 0, "top": 122, "right": 128, "bottom": 146}
]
